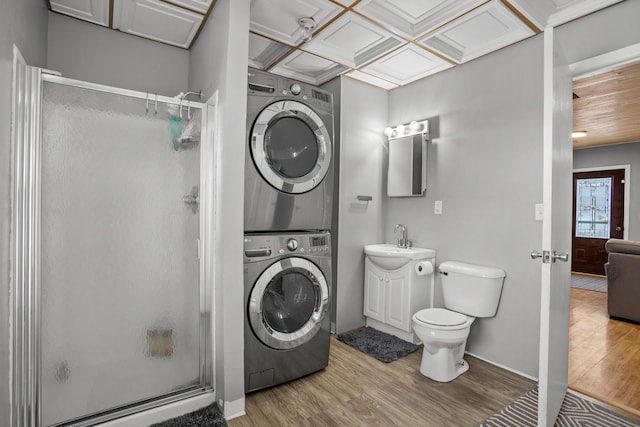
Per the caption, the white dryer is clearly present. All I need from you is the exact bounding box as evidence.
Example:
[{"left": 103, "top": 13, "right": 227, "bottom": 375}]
[{"left": 245, "top": 68, "right": 334, "bottom": 232}]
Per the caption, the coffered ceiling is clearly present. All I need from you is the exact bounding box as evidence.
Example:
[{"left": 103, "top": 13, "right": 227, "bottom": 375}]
[
  {"left": 47, "top": 0, "right": 622, "bottom": 89},
  {"left": 46, "top": 0, "right": 215, "bottom": 48},
  {"left": 45, "top": 0, "right": 639, "bottom": 149},
  {"left": 247, "top": 0, "right": 622, "bottom": 88}
]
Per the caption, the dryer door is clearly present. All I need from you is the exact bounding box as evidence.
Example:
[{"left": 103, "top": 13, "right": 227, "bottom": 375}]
[
  {"left": 250, "top": 100, "right": 332, "bottom": 194},
  {"left": 248, "top": 257, "right": 330, "bottom": 350}
]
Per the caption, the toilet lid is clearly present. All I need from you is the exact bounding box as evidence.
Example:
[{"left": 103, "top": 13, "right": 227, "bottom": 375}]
[{"left": 416, "top": 308, "right": 467, "bottom": 326}]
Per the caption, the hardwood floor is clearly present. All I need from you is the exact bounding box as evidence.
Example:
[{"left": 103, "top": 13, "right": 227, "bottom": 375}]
[
  {"left": 569, "top": 287, "right": 640, "bottom": 415},
  {"left": 229, "top": 336, "right": 535, "bottom": 427}
]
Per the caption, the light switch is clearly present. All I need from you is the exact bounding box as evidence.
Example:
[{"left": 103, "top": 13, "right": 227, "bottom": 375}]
[
  {"left": 535, "top": 203, "right": 544, "bottom": 221},
  {"left": 434, "top": 200, "right": 442, "bottom": 215}
]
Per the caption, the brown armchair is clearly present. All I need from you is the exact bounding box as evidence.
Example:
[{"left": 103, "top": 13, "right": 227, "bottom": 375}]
[{"left": 605, "top": 239, "right": 640, "bottom": 323}]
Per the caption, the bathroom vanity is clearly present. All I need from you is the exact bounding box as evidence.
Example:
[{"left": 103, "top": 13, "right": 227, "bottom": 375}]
[{"left": 363, "top": 244, "right": 435, "bottom": 343}]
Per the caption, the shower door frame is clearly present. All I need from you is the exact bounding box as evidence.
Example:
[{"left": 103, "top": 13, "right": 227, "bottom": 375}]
[{"left": 10, "top": 63, "right": 215, "bottom": 427}]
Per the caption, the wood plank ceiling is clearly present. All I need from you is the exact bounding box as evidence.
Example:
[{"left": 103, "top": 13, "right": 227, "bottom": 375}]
[{"left": 573, "top": 61, "right": 640, "bottom": 149}]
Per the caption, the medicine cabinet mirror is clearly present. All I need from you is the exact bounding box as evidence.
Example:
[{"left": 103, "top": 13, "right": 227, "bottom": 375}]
[{"left": 387, "top": 133, "right": 427, "bottom": 197}]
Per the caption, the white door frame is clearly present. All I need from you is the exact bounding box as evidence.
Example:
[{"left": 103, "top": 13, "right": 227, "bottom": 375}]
[
  {"left": 573, "top": 165, "right": 630, "bottom": 240},
  {"left": 569, "top": 44, "right": 640, "bottom": 246}
]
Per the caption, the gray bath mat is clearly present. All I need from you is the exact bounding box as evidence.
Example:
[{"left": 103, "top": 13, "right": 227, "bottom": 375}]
[
  {"left": 479, "top": 388, "right": 640, "bottom": 426},
  {"left": 337, "top": 326, "right": 420, "bottom": 363},
  {"left": 150, "top": 403, "right": 227, "bottom": 427},
  {"left": 571, "top": 273, "right": 607, "bottom": 292}
]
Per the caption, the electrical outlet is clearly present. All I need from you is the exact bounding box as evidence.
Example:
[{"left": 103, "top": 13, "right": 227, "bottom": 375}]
[{"left": 434, "top": 200, "right": 442, "bottom": 215}]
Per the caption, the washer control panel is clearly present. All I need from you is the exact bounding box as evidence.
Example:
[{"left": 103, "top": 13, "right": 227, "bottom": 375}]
[
  {"left": 244, "top": 232, "right": 330, "bottom": 262},
  {"left": 247, "top": 68, "right": 333, "bottom": 113}
]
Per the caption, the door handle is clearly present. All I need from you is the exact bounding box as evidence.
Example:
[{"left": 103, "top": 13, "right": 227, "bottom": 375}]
[
  {"left": 531, "top": 250, "right": 566, "bottom": 263},
  {"left": 531, "top": 250, "right": 551, "bottom": 263},
  {"left": 551, "top": 251, "right": 569, "bottom": 263},
  {"left": 616, "top": 226, "right": 622, "bottom": 232}
]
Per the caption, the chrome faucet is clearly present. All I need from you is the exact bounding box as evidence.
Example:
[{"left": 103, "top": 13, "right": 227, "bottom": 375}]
[{"left": 394, "top": 224, "right": 410, "bottom": 248}]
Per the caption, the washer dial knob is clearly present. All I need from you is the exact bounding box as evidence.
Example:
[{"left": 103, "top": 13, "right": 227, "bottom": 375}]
[
  {"left": 286, "top": 238, "right": 299, "bottom": 251},
  {"left": 289, "top": 83, "right": 302, "bottom": 96}
]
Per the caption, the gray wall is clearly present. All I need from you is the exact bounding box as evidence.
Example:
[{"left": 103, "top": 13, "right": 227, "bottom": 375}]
[
  {"left": 335, "top": 77, "right": 387, "bottom": 333},
  {"left": 374, "top": 0, "right": 640, "bottom": 379},
  {"left": 574, "top": 142, "right": 640, "bottom": 241},
  {"left": 47, "top": 13, "right": 189, "bottom": 96},
  {"left": 189, "top": 0, "right": 249, "bottom": 417},
  {"left": 0, "top": 0, "right": 49, "bottom": 424},
  {"left": 385, "top": 35, "right": 545, "bottom": 377},
  {"left": 557, "top": 1, "right": 640, "bottom": 66}
]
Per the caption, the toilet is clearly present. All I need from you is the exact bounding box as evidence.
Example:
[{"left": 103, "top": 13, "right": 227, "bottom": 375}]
[{"left": 412, "top": 261, "right": 506, "bottom": 382}]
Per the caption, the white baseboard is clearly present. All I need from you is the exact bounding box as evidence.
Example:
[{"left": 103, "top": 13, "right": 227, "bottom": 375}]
[
  {"left": 465, "top": 351, "right": 538, "bottom": 382},
  {"left": 222, "top": 396, "right": 246, "bottom": 420}
]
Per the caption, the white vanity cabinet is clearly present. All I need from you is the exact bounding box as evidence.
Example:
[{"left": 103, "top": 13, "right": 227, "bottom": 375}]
[
  {"left": 364, "top": 259, "right": 411, "bottom": 331},
  {"left": 363, "top": 256, "right": 432, "bottom": 343}
]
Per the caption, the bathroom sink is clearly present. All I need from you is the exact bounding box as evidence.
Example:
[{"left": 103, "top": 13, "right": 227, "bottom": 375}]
[{"left": 364, "top": 244, "right": 436, "bottom": 270}]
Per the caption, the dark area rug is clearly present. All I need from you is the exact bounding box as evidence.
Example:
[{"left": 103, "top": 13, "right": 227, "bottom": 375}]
[
  {"left": 337, "top": 326, "right": 420, "bottom": 363},
  {"left": 150, "top": 403, "right": 227, "bottom": 427},
  {"left": 479, "top": 388, "right": 640, "bottom": 426}
]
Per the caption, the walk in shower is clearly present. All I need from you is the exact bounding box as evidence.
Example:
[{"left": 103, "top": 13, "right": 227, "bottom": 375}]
[{"left": 11, "top": 56, "right": 214, "bottom": 427}]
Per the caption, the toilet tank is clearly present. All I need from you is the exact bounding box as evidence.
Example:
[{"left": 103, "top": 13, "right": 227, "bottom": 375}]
[{"left": 439, "top": 261, "right": 506, "bottom": 318}]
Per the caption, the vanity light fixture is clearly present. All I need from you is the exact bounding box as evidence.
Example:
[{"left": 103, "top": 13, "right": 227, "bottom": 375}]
[
  {"left": 572, "top": 130, "right": 587, "bottom": 138},
  {"left": 384, "top": 119, "right": 429, "bottom": 140}
]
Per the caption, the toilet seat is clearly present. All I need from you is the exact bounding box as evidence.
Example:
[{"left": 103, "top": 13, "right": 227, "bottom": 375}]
[{"left": 415, "top": 308, "right": 467, "bottom": 327}]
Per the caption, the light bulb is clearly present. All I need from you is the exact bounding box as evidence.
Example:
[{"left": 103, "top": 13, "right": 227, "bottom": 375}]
[
  {"left": 384, "top": 127, "right": 394, "bottom": 137},
  {"left": 396, "top": 124, "right": 405, "bottom": 135},
  {"left": 409, "top": 121, "right": 422, "bottom": 132},
  {"left": 572, "top": 130, "right": 587, "bottom": 138}
]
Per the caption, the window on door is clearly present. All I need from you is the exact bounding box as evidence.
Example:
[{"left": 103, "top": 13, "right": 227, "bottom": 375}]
[
  {"left": 572, "top": 169, "right": 625, "bottom": 275},
  {"left": 575, "top": 177, "right": 612, "bottom": 239}
]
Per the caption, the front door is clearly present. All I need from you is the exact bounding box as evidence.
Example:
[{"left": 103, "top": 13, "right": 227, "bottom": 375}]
[{"left": 572, "top": 169, "right": 625, "bottom": 275}]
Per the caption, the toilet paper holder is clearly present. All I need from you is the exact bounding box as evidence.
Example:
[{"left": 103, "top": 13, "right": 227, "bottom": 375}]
[{"left": 415, "top": 260, "right": 434, "bottom": 276}]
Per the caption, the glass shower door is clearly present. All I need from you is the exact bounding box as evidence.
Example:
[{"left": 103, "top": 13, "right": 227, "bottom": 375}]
[{"left": 40, "top": 81, "right": 206, "bottom": 426}]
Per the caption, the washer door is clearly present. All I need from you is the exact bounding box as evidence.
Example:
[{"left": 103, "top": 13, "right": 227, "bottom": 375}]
[
  {"left": 250, "top": 100, "right": 332, "bottom": 194},
  {"left": 248, "top": 257, "right": 330, "bottom": 350}
]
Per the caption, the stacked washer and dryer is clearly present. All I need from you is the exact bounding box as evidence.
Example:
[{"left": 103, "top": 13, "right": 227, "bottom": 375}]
[{"left": 243, "top": 68, "right": 334, "bottom": 393}]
